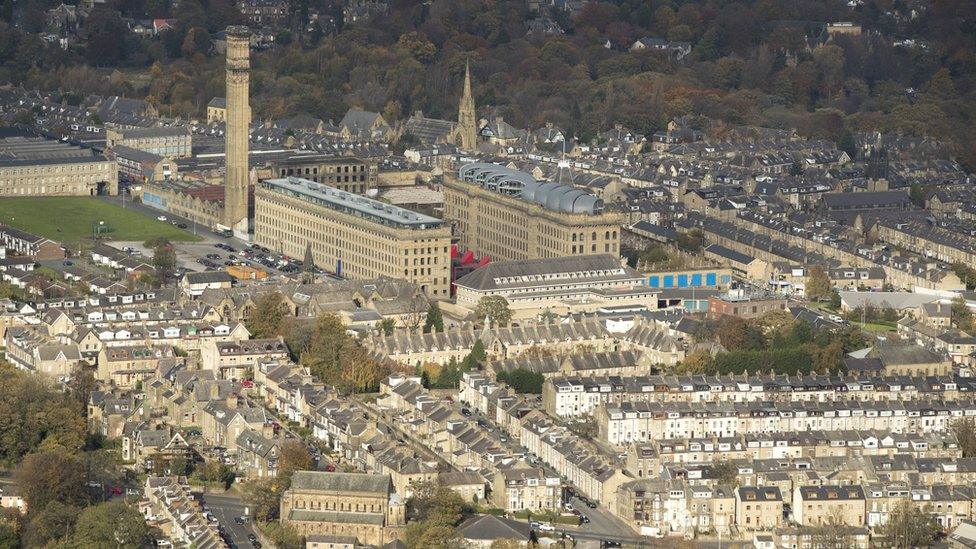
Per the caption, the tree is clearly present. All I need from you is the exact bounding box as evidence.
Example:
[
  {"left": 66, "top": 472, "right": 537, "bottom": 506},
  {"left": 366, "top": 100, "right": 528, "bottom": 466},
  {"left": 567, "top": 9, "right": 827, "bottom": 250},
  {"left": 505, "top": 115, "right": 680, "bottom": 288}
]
[
  {"left": 952, "top": 296, "right": 975, "bottom": 332},
  {"left": 261, "top": 521, "right": 305, "bottom": 548},
  {"left": 952, "top": 418, "right": 976, "bottom": 458},
  {"left": 151, "top": 244, "right": 177, "bottom": 283},
  {"left": 248, "top": 292, "right": 289, "bottom": 338},
  {"left": 0, "top": 361, "right": 86, "bottom": 463},
  {"left": 538, "top": 309, "right": 557, "bottom": 323},
  {"left": 710, "top": 459, "right": 738, "bottom": 486},
  {"left": 460, "top": 340, "right": 486, "bottom": 371},
  {"left": 909, "top": 183, "right": 927, "bottom": 208},
  {"left": 496, "top": 368, "right": 544, "bottom": 394},
  {"left": 0, "top": 522, "right": 18, "bottom": 548},
  {"left": 435, "top": 357, "right": 461, "bottom": 389},
  {"left": 84, "top": 7, "right": 129, "bottom": 66},
  {"left": 881, "top": 500, "right": 940, "bottom": 549},
  {"left": 406, "top": 482, "right": 468, "bottom": 525},
  {"left": 16, "top": 447, "right": 88, "bottom": 513},
  {"left": 676, "top": 230, "right": 703, "bottom": 252},
  {"left": 424, "top": 302, "right": 444, "bottom": 333},
  {"left": 567, "top": 416, "right": 598, "bottom": 439},
  {"left": 278, "top": 440, "right": 312, "bottom": 489},
  {"left": 68, "top": 501, "right": 148, "bottom": 548},
  {"left": 302, "top": 313, "right": 350, "bottom": 384},
  {"left": 181, "top": 26, "right": 210, "bottom": 58},
  {"left": 716, "top": 316, "right": 764, "bottom": 351},
  {"left": 242, "top": 478, "right": 280, "bottom": 522},
  {"left": 302, "top": 313, "right": 388, "bottom": 393},
  {"left": 805, "top": 265, "right": 833, "bottom": 302},
  {"left": 195, "top": 461, "right": 235, "bottom": 489},
  {"left": 473, "top": 295, "right": 512, "bottom": 327},
  {"left": 22, "top": 500, "right": 80, "bottom": 547},
  {"left": 674, "top": 349, "right": 711, "bottom": 374},
  {"left": 378, "top": 318, "right": 396, "bottom": 336},
  {"left": 829, "top": 290, "right": 841, "bottom": 309}
]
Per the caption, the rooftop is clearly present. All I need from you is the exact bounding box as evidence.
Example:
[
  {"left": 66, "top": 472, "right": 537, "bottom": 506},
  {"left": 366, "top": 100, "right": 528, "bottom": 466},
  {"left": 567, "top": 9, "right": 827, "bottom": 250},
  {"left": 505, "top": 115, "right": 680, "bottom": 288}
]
[
  {"left": 261, "top": 177, "right": 443, "bottom": 230},
  {"left": 458, "top": 163, "right": 605, "bottom": 215}
]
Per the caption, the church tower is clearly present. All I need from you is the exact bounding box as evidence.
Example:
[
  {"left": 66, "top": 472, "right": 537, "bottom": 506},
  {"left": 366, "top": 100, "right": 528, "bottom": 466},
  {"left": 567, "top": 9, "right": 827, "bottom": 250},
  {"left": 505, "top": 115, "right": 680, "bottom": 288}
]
[
  {"left": 455, "top": 61, "right": 477, "bottom": 151},
  {"left": 865, "top": 139, "right": 889, "bottom": 192}
]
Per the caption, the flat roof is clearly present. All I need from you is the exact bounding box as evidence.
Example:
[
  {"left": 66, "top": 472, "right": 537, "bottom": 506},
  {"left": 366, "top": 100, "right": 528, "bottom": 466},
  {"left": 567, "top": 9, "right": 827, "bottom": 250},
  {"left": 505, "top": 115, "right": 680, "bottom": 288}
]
[
  {"left": 261, "top": 177, "right": 443, "bottom": 230},
  {"left": 0, "top": 136, "right": 108, "bottom": 167}
]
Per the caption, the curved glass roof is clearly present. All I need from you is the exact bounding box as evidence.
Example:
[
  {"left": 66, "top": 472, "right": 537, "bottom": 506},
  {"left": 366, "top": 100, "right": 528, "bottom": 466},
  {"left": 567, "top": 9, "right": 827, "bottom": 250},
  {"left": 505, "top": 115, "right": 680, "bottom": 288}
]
[{"left": 458, "top": 163, "right": 604, "bottom": 215}]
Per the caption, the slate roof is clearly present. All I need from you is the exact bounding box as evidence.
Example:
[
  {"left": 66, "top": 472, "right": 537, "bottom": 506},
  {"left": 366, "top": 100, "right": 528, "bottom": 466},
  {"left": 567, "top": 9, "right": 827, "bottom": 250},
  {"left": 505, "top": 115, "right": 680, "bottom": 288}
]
[
  {"left": 184, "top": 271, "right": 234, "bottom": 285},
  {"left": 822, "top": 190, "right": 910, "bottom": 210},
  {"left": 456, "top": 514, "right": 532, "bottom": 542},
  {"left": 705, "top": 243, "right": 756, "bottom": 265},
  {"left": 454, "top": 254, "right": 636, "bottom": 292},
  {"left": 113, "top": 126, "right": 190, "bottom": 139},
  {"left": 404, "top": 113, "right": 455, "bottom": 143},
  {"left": 289, "top": 471, "right": 391, "bottom": 494},
  {"left": 868, "top": 344, "right": 946, "bottom": 366}
]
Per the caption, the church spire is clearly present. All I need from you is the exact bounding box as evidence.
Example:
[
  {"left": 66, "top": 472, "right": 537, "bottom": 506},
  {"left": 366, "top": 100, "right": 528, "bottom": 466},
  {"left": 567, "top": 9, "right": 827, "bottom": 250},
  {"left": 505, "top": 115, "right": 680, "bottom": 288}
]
[
  {"left": 302, "top": 241, "right": 315, "bottom": 284},
  {"left": 456, "top": 60, "right": 477, "bottom": 151}
]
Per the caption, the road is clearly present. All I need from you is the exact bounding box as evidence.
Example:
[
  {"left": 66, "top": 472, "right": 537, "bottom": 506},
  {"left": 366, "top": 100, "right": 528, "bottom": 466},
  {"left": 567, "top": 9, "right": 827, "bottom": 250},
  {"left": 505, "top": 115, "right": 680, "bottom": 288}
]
[
  {"left": 567, "top": 495, "right": 636, "bottom": 538},
  {"left": 201, "top": 491, "right": 258, "bottom": 549}
]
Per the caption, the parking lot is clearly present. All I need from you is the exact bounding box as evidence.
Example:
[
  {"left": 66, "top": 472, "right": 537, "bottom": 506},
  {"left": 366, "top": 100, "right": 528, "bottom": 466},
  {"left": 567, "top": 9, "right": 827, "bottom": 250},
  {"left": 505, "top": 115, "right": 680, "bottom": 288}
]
[
  {"left": 115, "top": 237, "right": 307, "bottom": 278},
  {"left": 98, "top": 195, "right": 318, "bottom": 278}
]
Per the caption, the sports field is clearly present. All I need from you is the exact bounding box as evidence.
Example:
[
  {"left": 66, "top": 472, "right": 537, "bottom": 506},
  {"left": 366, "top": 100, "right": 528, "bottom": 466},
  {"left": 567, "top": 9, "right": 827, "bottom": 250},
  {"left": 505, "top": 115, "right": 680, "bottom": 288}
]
[{"left": 0, "top": 197, "right": 201, "bottom": 245}]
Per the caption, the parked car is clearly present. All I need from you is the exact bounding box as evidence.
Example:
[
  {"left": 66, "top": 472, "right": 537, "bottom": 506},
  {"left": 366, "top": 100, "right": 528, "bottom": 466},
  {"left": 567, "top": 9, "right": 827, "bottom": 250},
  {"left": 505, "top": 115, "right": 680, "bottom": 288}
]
[{"left": 156, "top": 215, "right": 167, "bottom": 221}]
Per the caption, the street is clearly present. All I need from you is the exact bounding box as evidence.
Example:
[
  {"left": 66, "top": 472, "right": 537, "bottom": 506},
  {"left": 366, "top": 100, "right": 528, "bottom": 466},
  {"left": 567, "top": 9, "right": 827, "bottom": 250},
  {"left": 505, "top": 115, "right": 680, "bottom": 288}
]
[
  {"left": 201, "top": 491, "right": 259, "bottom": 549},
  {"left": 568, "top": 495, "right": 637, "bottom": 539}
]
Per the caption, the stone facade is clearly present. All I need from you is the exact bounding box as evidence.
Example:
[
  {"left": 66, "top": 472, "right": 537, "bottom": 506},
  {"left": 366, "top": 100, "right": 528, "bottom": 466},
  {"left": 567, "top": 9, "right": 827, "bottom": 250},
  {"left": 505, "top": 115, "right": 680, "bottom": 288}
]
[
  {"left": 443, "top": 169, "right": 623, "bottom": 262},
  {"left": 223, "top": 26, "right": 251, "bottom": 231},
  {"left": 268, "top": 155, "right": 377, "bottom": 195},
  {"left": 253, "top": 178, "right": 451, "bottom": 297},
  {"left": 281, "top": 471, "right": 405, "bottom": 546}
]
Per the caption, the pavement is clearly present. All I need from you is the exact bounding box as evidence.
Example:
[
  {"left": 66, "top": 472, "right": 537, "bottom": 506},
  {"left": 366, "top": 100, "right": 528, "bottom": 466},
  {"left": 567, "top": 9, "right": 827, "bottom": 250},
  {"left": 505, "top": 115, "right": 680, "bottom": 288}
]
[
  {"left": 201, "top": 491, "right": 259, "bottom": 549},
  {"left": 98, "top": 194, "right": 339, "bottom": 280}
]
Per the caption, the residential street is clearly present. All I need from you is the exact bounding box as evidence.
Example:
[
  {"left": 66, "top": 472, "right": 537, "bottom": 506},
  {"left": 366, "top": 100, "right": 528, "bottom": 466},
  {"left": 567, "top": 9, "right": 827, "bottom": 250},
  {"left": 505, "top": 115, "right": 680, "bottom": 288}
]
[{"left": 201, "top": 491, "right": 258, "bottom": 549}]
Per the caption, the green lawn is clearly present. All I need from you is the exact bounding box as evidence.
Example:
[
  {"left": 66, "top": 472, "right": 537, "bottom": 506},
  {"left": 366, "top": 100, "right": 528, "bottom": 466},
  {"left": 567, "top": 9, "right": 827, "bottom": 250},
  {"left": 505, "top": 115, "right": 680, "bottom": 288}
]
[
  {"left": 852, "top": 321, "right": 897, "bottom": 333},
  {"left": 0, "top": 197, "right": 201, "bottom": 246}
]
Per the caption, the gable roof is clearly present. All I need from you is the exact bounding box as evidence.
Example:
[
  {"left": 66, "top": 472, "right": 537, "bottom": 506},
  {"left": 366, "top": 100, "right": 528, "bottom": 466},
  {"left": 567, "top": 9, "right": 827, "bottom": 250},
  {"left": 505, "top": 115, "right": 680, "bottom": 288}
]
[
  {"left": 457, "top": 514, "right": 532, "bottom": 541},
  {"left": 289, "top": 471, "right": 391, "bottom": 494}
]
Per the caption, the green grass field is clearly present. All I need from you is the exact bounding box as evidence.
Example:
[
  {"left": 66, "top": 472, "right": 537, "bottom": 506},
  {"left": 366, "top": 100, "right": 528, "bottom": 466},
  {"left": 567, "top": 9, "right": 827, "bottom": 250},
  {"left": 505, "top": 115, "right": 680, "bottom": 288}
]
[
  {"left": 0, "top": 197, "right": 201, "bottom": 246},
  {"left": 852, "top": 321, "right": 897, "bottom": 333}
]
